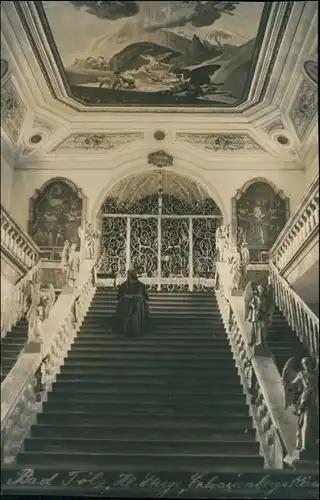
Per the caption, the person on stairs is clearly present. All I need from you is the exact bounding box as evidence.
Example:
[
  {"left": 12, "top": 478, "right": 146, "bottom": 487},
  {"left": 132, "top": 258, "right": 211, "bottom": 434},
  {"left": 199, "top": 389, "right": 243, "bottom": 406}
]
[{"left": 114, "top": 268, "right": 150, "bottom": 337}]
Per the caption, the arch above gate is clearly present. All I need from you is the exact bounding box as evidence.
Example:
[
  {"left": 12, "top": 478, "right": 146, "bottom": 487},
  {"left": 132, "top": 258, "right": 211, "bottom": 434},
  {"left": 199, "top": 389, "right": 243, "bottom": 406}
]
[
  {"left": 98, "top": 171, "right": 222, "bottom": 217},
  {"left": 96, "top": 171, "right": 223, "bottom": 292}
]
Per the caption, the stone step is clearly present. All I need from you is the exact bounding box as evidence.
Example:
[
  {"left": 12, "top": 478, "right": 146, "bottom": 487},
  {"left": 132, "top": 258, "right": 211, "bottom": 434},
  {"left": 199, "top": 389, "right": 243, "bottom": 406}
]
[
  {"left": 54, "top": 376, "right": 242, "bottom": 389},
  {"left": 23, "top": 437, "right": 259, "bottom": 455},
  {"left": 30, "top": 424, "right": 256, "bottom": 440},
  {"left": 43, "top": 399, "right": 247, "bottom": 412},
  {"left": 69, "top": 345, "right": 232, "bottom": 354},
  {"left": 37, "top": 410, "right": 252, "bottom": 427},
  {"left": 62, "top": 358, "right": 236, "bottom": 368},
  {"left": 50, "top": 388, "right": 245, "bottom": 402},
  {"left": 66, "top": 351, "right": 234, "bottom": 361},
  {"left": 16, "top": 451, "right": 264, "bottom": 469},
  {"left": 72, "top": 338, "right": 229, "bottom": 347},
  {"left": 59, "top": 366, "right": 240, "bottom": 377}
]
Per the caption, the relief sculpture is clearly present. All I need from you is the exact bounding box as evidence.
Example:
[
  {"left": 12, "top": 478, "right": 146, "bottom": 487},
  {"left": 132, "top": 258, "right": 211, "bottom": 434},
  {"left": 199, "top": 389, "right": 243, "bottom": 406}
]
[
  {"left": 29, "top": 179, "right": 85, "bottom": 257},
  {"left": 234, "top": 180, "right": 288, "bottom": 263}
]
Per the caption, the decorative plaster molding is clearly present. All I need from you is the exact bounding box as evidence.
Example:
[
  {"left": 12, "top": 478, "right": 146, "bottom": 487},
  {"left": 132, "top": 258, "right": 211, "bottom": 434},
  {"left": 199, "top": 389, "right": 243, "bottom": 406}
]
[
  {"left": 33, "top": 116, "right": 56, "bottom": 135},
  {"left": 303, "top": 60, "right": 318, "bottom": 85},
  {"left": 51, "top": 132, "right": 143, "bottom": 153},
  {"left": 262, "top": 118, "right": 285, "bottom": 135},
  {"left": 1, "top": 78, "right": 27, "bottom": 142},
  {"left": 289, "top": 79, "right": 318, "bottom": 142},
  {"left": 1, "top": 59, "right": 9, "bottom": 80},
  {"left": 148, "top": 150, "right": 173, "bottom": 168},
  {"left": 176, "top": 133, "right": 264, "bottom": 153}
]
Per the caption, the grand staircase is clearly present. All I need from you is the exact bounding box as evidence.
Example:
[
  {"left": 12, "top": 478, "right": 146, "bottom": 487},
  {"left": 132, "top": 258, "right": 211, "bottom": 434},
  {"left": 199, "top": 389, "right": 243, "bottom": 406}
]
[
  {"left": 2, "top": 288, "right": 319, "bottom": 497},
  {"left": 1, "top": 318, "right": 28, "bottom": 383}
]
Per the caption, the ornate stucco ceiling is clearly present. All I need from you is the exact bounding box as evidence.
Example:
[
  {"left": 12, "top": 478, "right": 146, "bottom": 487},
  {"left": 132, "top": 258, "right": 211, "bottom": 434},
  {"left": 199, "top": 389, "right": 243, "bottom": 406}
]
[{"left": 0, "top": 1, "right": 318, "bottom": 168}]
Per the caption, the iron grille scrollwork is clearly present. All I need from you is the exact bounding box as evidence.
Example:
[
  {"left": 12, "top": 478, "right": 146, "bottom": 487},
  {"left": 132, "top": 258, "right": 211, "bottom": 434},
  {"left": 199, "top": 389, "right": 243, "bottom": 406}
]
[
  {"left": 130, "top": 218, "right": 158, "bottom": 277},
  {"left": 101, "top": 195, "right": 159, "bottom": 215},
  {"left": 161, "top": 219, "right": 189, "bottom": 277},
  {"left": 99, "top": 217, "right": 127, "bottom": 275},
  {"left": 193, "top": 218, "right": 218, "bottom": 279}
]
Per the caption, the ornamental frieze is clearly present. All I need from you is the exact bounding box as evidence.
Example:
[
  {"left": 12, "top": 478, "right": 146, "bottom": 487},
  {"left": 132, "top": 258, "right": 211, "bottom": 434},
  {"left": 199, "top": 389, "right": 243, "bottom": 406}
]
[
  {"left": 289, "top": 78, "right": 318, "bottom": 141},
  {"left": 1, "top": 78, "right": 27, "bottom": 142},
  {"left": 262, "top": 118, "right": 285, "bottom": 135},
  {"left": 176, "top": 133, "right": 263, "bottom": 152},
  {"left": 52, "top": 132, "right": 143, "bottom": 153}
]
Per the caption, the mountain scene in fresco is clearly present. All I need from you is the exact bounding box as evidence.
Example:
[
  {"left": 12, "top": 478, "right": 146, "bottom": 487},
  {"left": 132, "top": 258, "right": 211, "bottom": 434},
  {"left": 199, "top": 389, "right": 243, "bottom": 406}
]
[{"left": 40, "top": 1, "right": 269, "bottom": 106}]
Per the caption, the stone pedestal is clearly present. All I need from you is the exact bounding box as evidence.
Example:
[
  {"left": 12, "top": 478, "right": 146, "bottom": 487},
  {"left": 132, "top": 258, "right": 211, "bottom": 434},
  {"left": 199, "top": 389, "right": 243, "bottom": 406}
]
[
  {"left": 253, "top": 344, "right": 271, "bottom": 357},
  {"left": 24, "top": 341, "right": 42, "bottom": 353}
]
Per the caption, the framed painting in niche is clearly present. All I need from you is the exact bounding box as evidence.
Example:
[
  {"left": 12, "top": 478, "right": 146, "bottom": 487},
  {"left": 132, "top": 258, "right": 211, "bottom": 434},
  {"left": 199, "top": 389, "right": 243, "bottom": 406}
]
[
  {"left": 232, "top": 180, "right": 289, "bottom": 263},
  {"left": 29, "top": 178, "right": 86, "bottom": 260}
]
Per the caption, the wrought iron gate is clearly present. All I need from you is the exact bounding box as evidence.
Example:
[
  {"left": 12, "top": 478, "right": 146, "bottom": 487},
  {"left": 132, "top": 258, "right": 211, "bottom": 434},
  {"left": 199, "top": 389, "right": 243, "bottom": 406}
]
[{"left": 98, "top": 193, "right": 222, "bottom": 291}]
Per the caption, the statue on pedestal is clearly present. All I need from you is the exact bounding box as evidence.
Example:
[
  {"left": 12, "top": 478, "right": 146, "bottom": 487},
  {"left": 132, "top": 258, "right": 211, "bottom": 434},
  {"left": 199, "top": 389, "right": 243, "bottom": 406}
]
[
  {"left": 84, "top": 223, "right": 95, "bottom": 259},
  {"left": 41, "top": 282, "right": 56, "bottom": 319},
  {"left": 229, "top": 247, "right": 243, "bottom": 290},
  {"left": 65, "top": 243, "right": 81, "bottom": 287},
  {"left": 26, "top": 282, "right": 44, "bottom": 342},
  {"left": 282, "top": 357, "right": 319, "bottom": 456},
  {"left": 61, "top": 240, "right": 70, "bottom": 267},
  {"left": 240, "top": 240, "right": 250, "bottom": 277},
  {"left": 215, "top": 223, "right": 226, "bottom": 261},
  {"left": 247, "top": 284, "right": 269, "bottom": 347}
]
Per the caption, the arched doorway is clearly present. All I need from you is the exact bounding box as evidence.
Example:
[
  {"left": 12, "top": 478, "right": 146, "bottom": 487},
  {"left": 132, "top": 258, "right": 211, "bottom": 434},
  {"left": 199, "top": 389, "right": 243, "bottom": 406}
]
[{"left": 97, "top": 171, "right": 223, "bottom": 291}]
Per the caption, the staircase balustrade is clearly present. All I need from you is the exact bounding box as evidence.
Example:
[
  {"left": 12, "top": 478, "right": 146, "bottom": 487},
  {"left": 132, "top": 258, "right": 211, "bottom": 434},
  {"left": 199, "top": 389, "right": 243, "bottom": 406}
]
[
  {"left": 269, "top": 175, "right": 319, "bottom": 272},
  {"left": 269, "top": 261, "right": 319, "bottom": 357},
  {"left": 1, "top": 204, "right": 40, "bottom": 271},
  {"left": 215, "top": 268, "right": 286, "bottom": 469},
  {"left": 1, "top": 259, "right": 96, "bottom": 464},
  {"left": 1, "top": 262, "right": 42, "bottom": 340}
]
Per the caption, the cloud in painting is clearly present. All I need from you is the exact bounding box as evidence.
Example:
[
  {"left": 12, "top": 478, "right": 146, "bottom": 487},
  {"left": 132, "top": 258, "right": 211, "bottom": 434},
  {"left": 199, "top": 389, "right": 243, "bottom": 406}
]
[
  {"left": 69, "top": 1, "right": 139, "bottom": 20},
  {"left": 146, "top": 1, "right": 239, "bottom": 31}
]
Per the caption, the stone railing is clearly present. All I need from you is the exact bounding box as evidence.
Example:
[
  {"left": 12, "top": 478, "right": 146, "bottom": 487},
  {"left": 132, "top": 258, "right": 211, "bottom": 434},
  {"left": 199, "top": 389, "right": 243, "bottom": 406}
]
[
  {"left": 1, "top": 259, "right": 96, "bottom": 464},
  {"left": 269, "top": 175, "right": 319, "bottom": 272},
  {"left": 269, "top": 261, "right": 319, "bottom": 357},
  {"left": 215, "top": 264, "right": 293, "bottom": 469},
  {"left": 1, "top": 203, "right": 40, "bottom": 271},
  {"left": 1, "top": 262, "right": 42, "bottom": 339}
]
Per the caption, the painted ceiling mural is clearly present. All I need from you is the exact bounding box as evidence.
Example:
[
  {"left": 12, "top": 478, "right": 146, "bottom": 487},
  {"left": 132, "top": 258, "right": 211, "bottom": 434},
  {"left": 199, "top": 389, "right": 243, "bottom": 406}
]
[{"left": 36, "top": 0, "right": 270, "bottom": 107}]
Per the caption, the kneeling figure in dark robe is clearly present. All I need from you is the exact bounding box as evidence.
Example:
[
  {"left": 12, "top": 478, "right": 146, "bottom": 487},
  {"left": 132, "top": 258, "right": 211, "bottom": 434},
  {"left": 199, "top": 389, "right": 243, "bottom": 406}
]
[{"left": 114, "top": 269, "right": 150, "bottom": 337}]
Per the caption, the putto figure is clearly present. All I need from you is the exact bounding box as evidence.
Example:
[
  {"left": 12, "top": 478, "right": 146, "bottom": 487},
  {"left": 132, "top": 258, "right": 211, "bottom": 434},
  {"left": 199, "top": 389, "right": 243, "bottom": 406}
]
[{"left": 282, "top": 356, "right": 319, "bottom": 455}]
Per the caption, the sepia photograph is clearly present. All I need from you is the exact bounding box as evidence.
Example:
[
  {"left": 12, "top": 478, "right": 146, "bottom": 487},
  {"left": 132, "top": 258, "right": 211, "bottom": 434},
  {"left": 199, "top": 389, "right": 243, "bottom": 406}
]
[{"left": 1, "top": 1, "right": 319, "bottom": 499}]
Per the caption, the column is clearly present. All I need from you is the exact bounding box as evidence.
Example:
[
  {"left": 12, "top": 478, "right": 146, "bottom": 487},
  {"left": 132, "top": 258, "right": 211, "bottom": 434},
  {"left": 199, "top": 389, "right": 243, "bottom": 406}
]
[
  {"left": 189, "top": 218, "right": 193, "bottom": 291},
  {"left": 125, "top": 216, "right": 131, "bottom": 272}
]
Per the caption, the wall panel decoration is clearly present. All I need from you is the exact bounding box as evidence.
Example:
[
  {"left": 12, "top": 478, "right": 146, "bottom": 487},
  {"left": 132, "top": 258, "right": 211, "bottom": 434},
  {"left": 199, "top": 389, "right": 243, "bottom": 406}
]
[
  {"left": 232, "top": 179, "right": 289, "bottom": 263},
  {"left": 28, "top": 178, "right": 86, "bottom": 256}
]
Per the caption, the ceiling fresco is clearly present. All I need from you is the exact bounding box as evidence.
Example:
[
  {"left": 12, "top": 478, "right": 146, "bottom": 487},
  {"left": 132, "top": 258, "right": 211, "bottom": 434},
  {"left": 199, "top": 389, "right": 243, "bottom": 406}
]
[{"left": 32, "top": 0, "right": 270, "bottom": 108}]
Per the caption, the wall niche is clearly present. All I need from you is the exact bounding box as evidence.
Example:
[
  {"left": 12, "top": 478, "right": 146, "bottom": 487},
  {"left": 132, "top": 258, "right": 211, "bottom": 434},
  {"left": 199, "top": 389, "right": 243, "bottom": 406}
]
[
  {"left": 232, "top": 178, "right": 289, "bottom": 263},
  {"left": 28, "top": 177, "right": 86, "bottom": 260}
]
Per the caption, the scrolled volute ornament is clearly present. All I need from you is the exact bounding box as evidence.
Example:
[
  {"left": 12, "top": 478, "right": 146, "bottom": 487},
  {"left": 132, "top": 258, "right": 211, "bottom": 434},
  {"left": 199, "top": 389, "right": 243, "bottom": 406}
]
[{"left": 282, "top": 356, "right": 319, "bottom": 457}]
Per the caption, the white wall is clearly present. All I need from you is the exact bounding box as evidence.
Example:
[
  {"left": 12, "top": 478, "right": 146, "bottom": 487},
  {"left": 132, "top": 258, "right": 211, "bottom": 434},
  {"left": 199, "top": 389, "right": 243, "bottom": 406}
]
[
  {"left": 11, "top": 154, "right": 306, "bottom": 231},
  {"left": 304, "top": 153, "right": 319, "bottom": 188},
  {"left": 1, "top": 156, "right": 14, "bottom": 210}
]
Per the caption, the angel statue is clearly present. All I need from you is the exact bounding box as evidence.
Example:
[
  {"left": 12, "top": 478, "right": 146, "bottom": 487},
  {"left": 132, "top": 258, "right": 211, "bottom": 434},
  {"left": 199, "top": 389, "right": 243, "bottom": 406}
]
[{"left": 282, "top": 357, "right": 319, "bottom": 456}]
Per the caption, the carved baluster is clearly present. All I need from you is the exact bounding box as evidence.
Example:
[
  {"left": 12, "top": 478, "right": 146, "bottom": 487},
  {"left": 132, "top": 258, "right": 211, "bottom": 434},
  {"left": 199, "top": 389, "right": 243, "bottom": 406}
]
[{"left": 311, "top": 199, "right": 319, "bottom": 226}]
